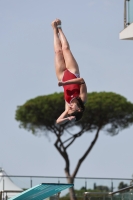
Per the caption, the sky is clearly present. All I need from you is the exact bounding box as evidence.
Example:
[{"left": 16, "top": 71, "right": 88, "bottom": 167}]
[{"left": 0, "top": 0, "right": 133, "bottom": 190}]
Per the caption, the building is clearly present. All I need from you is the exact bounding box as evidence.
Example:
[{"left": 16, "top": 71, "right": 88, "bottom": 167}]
[
  {"left": 119, "top": 0, "right": 133, "bottom": 40},
  {"left": 0, "top": 168, "right": 22, "bottom": 199}
]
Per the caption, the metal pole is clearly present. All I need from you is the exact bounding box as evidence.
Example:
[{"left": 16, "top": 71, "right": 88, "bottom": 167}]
[
  {"left": 85, "top": 179, "right": 87, "bottom": 190},
  {"left": 111, "top": 181, "right": 113, "bottom": 192},
  {"left": 5, "top": 192, "right": 8, "bottom": 200},
  {"left": 30, "top": 177, "right": 32, "bottom": 188},
  {"left": 3, "top": 179, "right": 4, "bottom": 191},
  {"left": 124, "top": 0, "right": 127, "bottom": 28},
  {"left": 3, "top": 179, "right": 4, "bottom": 200},
  {"left": 0, "top": 192, "right": 2, "bottom": 200}
]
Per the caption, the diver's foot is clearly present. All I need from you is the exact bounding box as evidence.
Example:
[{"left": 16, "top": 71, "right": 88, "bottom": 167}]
[
  {"left": 51, "top": 20, "right": 57, "bottom": 29},
  {"left": 56, "top": 19, "right": 62, "bottom": 30}
]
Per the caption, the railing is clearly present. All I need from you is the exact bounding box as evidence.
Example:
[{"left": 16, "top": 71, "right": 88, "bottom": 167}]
[
  {"left": 84, "top": 185, "right": 133, "bottom": 200},
  {"left": 0, "top": 191, "right": 22, "bottom": 200},
  {"left": 0, "top": 175, "right": 133, "bottom": 191},
  {"left": 0, "top": 176, "right": 133, "bottom": 199},
  {"left": 109, "top": 185, "right": 133, "bottom": 195}
]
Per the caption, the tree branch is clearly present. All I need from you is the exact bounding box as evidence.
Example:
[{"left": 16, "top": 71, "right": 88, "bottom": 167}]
[
  {"left": 72, "top": 126, "right": 101, "bottom": 178},
  {"left": 54, "top": 136, "right": 70, "bottom": 175},
  {"left": 62, "top": 125, "right": 89, "bottom": 148},
  {"left": 65, "top": 130, "right": 85, "bottom": 149},
  {"left": 64, "top": 125, "right": 92, "bottom": 149}
]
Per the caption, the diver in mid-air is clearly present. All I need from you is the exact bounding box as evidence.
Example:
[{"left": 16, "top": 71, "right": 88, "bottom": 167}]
[{"left": 51, "top": 19, "right": 87, "bottom": 124}]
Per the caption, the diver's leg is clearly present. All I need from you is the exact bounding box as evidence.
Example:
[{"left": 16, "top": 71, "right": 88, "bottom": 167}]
[
  {"left": 51, "top": 20, "right": 66, "bottom": 81},
  {"left": 56, "top": 19, "right": 80, "bottom": 75}
]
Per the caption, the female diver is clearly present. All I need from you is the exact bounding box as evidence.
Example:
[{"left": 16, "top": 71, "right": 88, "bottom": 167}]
[{"left": 51, "top": 19, "right": 87, "bottom": 125}]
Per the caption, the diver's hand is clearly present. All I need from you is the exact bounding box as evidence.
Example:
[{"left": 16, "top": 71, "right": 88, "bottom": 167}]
[
  {"left": 68, "top": 116, "right": 76, "bottom": 121},
  {"left": 58, "top": 81, "right": 64, "bottom": 86}
]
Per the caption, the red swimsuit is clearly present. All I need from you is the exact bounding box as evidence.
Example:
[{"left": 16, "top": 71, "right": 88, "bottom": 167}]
[{"left": 62, "top": 69, "right": 80, "bottom": 104}]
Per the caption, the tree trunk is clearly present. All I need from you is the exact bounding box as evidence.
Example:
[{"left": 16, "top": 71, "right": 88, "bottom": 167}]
[
  {"left": 67, "top": 176, "right": 77, "bottom": 200},
  {"left": 63, "top": 128, "right": 101, "bottom": 200},
  {"left": 69, "top": 187, "right": 77, "bottom": 200}
]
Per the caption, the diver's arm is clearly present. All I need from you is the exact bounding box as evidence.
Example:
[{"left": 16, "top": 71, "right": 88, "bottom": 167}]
[
  {"left": 79, "top": 81, "right": 87, "bottom": 103},
  {"left": 56, "top": 110, "right": 75, "bottom": 125},
  {"left": 58, "top": 78, "right": 85, "bottom": 86}
]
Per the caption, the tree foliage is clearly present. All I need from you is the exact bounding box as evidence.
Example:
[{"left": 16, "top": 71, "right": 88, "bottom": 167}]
[
  {"left": 118, "top": 182, "right": 128, "bottom": 190},
  {"left": 16, "top": 92, "right": 133, "bottom": 135}
]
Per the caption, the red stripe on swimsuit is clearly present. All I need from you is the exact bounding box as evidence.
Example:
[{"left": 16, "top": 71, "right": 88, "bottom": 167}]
[{"left": 62, "top": 70, "right": 80, "bottom": 104}]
